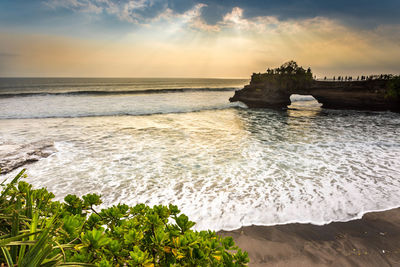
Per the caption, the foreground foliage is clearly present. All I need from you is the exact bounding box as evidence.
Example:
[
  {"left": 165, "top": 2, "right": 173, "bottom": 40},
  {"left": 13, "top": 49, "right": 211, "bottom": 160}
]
[{"left": 0, "top": 169, "right": 249, "bottom": 266}]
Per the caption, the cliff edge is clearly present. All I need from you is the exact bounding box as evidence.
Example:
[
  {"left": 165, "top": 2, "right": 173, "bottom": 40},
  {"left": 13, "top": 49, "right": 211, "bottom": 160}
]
[{"left": 230, "top": 61, "right": 400, "bottom": 112}]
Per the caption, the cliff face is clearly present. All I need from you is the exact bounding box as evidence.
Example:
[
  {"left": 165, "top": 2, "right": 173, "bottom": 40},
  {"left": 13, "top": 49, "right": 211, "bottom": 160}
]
[{"left": 230, "top": 79, "right": 400, "bottom": 112}]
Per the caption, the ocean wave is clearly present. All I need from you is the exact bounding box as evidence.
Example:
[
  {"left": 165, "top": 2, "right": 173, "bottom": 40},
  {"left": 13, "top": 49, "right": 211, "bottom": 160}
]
[
  {"left": 0, "top": 104, "right": 246, "bottom": 120},
  {"left": 290, "top": 94, "right": 317, "bottom": 102},
  {"left": 0, "top": 89, "right": 242, "bottom": 120},
  {"left": 0, "top": 87, "right": 239, "bottom": 98}
]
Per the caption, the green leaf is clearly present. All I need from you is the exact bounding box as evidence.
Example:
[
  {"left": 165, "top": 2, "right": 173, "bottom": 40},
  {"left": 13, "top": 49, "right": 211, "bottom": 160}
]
[
  {"left": 0, "top": 168, "right": 26, "bottom": 198},
  {"left": 1, "top": 247, "right": 14, "bottom": 267},
  {"left": 0, "top": 232, "right": 41, "bottom": 246},
  {"left": 82, "top": 194, "right": 102, "bottom": 208}
]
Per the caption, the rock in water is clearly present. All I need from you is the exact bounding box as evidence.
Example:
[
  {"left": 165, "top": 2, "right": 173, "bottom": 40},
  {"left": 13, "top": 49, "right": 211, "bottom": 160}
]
[
  {"left": 0, "top": 141, "right": 56, "bottom": 174},
  {"left": 230, "top": 62, "right": 400, "bottom": 112}
]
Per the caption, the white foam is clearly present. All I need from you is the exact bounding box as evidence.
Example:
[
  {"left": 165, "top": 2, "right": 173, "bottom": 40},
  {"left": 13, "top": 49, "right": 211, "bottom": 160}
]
[
  {"left": 290, "top": 94, "right": 317, "bottom": 102},
  {"left": 0, "top": 91, "right": 240, "bottom": 119},
  {"left": 1, "top": 108, "right": 400, "bottom": 231}
]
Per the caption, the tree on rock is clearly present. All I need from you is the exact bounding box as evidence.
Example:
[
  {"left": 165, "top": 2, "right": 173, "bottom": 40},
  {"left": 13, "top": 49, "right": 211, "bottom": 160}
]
[{"left": 251, "top": 61, "right": 313, "bottom": 90}]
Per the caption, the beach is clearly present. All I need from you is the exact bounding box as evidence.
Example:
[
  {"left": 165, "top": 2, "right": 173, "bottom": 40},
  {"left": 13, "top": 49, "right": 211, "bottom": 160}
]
[{"left": 219, "top": 207, "right": 400, "bottom": 266}]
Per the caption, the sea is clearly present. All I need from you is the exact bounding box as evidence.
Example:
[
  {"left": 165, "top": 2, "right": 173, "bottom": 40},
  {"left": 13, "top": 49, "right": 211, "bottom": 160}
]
[{"left": 1, "top": 77, "right": 400, "bottom": 231}]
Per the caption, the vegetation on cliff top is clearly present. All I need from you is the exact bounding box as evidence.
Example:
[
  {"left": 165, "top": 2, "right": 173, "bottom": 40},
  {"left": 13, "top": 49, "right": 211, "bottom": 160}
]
[
  {"left": 0, "top": 169, "right": 249, "bottom": 266},
  {"left": 250, "top": 61, "right": 313, "bottom": 90},
  {"left": 386, "top": 75, "right": 400, "bottom": 99}
]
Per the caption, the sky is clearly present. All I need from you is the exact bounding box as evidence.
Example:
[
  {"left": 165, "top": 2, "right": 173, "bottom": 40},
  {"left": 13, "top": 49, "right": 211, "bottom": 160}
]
[{"left": 0, "top": 0, "right": 400, "bottom": 78}]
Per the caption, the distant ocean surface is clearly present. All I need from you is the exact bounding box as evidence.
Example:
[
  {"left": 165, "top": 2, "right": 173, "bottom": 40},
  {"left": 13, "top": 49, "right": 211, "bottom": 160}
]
[{"left": 1, "top": 78, "right": 400, "bottom": 231}]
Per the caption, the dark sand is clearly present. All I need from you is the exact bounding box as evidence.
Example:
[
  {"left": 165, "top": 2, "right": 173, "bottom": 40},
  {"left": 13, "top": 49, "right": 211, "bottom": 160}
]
[{"left": 219, "top": 208, "right": 400, "bottom": 266}]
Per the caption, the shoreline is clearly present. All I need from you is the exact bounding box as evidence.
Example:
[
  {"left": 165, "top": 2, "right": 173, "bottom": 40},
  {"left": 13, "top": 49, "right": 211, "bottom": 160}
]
[{"left": 218, "top": 207, "right": 400, "bottom": 266}]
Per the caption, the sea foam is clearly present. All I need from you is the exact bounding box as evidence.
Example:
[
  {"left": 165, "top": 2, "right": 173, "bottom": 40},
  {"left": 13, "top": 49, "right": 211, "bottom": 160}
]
[{"left": 1, "top": 106, "right": 399, "bottom": 231}]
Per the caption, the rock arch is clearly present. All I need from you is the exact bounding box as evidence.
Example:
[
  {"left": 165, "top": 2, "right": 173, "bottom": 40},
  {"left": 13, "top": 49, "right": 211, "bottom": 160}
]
[{"left": 230, "top": 80, "right": 400, "bottom": 112}]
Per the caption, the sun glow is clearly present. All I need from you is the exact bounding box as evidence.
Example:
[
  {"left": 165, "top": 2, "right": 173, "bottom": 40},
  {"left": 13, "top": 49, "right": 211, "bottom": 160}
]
[{"left": 1, "top": 2, "right": 400, "bottom": 77}]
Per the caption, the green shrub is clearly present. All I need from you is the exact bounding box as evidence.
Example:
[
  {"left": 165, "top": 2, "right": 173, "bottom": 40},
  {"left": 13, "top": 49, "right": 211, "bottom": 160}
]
[
  {"left": 386, "top": 75, "right": 400, "bottom": 99},
  {"left": 0, "top": 169, "right": 249, "bottom": 266}
]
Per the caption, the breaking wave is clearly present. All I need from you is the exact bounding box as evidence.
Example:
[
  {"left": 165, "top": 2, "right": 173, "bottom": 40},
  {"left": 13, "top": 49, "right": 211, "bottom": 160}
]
[{"left": 0, "top": 87, "right": 238, "bottom": 98}]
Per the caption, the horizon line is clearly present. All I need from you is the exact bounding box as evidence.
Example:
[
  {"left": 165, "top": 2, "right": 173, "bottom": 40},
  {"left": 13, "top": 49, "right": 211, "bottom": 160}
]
[{"left": 0, "top": 76, "right": 250, "bottom": 80}]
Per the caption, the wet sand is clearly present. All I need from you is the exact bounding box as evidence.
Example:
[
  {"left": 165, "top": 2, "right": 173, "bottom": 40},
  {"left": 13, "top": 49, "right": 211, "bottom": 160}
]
[{"left": 219, "top": 207, "right": 400, "bottom": 266}]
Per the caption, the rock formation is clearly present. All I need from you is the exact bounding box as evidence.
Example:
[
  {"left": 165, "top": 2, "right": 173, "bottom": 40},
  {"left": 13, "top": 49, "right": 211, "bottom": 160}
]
[
  {"left": 0, "top": 141, "right": 55, "bottom": 174},
  {"left": 230, "top": 62, "right": 400, "bottom": 112}
]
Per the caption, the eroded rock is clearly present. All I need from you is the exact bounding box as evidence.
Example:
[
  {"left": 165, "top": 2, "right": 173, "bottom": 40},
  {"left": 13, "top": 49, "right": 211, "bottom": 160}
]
[{"left": 0, "top": 141, "right": 56, "bottom": 174}]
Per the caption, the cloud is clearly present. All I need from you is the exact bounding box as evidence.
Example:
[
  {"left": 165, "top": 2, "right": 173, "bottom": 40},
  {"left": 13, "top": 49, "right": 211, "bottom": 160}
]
[
  {"left": 220, "top": 7, "right": 279, "bottom": 32},
  {"left": 3, "top": 2, "right": 400, "bottom": 77},
  {"left": 2, "top": 9, "right": 400, "bottom": 78},
  {"left": 45, "top": 0, "right": 221, "bottom": 31},
  {"left": 117, "top": 0, "right": 156, "bottom": 23},
  {"left": 153, "top": 3, "right": 220, "bottom": 31},
  {"left": 43, "top": 0, "right": 400, "bottom": 34},
  {"left": 199, "top": 0, "right": 400, "bottom": 28},
  {"left": 45, "top": 0, "right": 103, "bottom": 13},
  {"left": 45, "top": 0, "right": 171, "bottom": 24}
]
